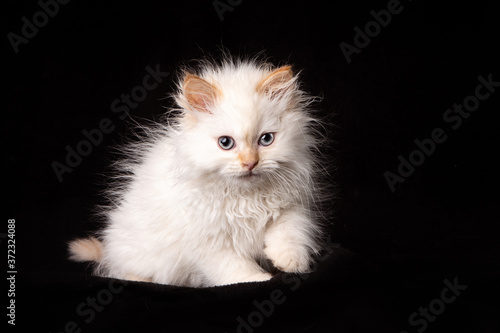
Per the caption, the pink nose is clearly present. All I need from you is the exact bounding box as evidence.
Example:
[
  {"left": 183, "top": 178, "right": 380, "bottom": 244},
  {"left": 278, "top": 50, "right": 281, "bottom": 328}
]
[{"left": 242, "top": 161, "right": 258, "bottom": 171}]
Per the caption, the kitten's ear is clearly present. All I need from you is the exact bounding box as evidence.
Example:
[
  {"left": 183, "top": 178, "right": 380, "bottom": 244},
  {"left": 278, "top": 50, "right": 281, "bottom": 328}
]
[
  {"left": 182, "top": 74, "right": 220, "bottom": 113},
  {"left": 257, "top": 66, "right": 295, "bottom": 99}
]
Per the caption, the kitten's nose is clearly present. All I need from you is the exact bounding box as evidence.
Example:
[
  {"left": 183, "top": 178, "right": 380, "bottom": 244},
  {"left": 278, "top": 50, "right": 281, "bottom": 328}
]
[
  {"left": 238, "top": 149, "right": 259, "bottom": 171},
  {"left": 242, "top": 160, "right": 258, "bottom": 171}
]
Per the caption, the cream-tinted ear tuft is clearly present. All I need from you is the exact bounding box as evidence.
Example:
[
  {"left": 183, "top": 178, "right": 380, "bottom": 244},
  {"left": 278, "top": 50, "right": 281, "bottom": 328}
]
[
  {"left": 183, "top": 74, "right": 221, "bottom": 113},
  {"left": 256, "top": 65, "right": 295, "bottom": 99}
]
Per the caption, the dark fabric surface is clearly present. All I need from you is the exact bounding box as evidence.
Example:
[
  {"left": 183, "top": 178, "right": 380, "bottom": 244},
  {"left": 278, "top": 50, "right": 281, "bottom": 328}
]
[{"left": 5, "top": 0, "right": 499, "bottom": 332}]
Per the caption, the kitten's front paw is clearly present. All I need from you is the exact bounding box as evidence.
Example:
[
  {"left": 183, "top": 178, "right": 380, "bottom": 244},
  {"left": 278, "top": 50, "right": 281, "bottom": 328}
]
[
  {"left": 240, "top": 272, "right": 273, "bottom": 283},
  {"left": 264, "top": 244, "right": 312, "bottom": 273}
]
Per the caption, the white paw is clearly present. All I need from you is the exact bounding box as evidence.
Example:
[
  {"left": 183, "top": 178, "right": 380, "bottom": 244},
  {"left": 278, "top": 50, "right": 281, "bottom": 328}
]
[
  {"left": 240, "top": 272, "right": 273, "bottom": 283},
  {"left": 221, "top": 272, "right": 272, "bottom": 285},
  {"left": 124, "top": 274, "right": 152, "bottom": 283},
  {"left": 264, "top": 245, "right": 311, "bottom": 273}
]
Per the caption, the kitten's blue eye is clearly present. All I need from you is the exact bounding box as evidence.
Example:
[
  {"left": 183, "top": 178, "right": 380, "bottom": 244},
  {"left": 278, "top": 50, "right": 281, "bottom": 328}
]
[
  {"left": 259, "top": 133, "right": 275, "bottom": 146},
  {"left": 218, "top": 136, "right": 235, "bottom": 150}
]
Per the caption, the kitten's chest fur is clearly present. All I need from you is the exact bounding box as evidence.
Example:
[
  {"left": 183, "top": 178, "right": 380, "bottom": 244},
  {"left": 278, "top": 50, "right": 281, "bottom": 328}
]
[{"left": 178, "top": 182, "right": 286, "bottom": 255}]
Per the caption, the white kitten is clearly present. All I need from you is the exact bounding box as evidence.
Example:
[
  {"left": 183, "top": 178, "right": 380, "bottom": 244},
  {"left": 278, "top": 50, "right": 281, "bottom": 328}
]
[{"left": 69, "top": 57, "right": 324, "bottom": 287}]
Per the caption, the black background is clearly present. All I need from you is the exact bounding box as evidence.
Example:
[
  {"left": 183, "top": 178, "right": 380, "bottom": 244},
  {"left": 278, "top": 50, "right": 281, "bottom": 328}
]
[{"left": 4, "top": 0, "right": 500, "bottom": 332}]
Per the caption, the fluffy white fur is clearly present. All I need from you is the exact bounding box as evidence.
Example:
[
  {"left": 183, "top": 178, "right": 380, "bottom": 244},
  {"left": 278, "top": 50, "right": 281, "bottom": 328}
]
[{"left": 69, "top": 57, "right": 324, "bottom": 287}]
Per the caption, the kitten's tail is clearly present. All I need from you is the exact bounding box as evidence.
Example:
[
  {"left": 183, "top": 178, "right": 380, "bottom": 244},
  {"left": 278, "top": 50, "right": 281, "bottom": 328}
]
[{"left": 68, "top": 236, "right": 103, "bottom": 263}]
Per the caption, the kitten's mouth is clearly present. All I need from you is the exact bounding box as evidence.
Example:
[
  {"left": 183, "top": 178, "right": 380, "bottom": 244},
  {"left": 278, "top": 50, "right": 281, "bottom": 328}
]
[{"left": 239, "top": 172, "right": 259, "bottom": 179}]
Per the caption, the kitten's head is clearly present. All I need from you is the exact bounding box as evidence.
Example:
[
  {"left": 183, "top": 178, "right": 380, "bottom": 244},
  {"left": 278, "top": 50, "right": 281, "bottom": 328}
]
[{"left": 174, "top": 60, "right": 317, "bottom": 189}]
